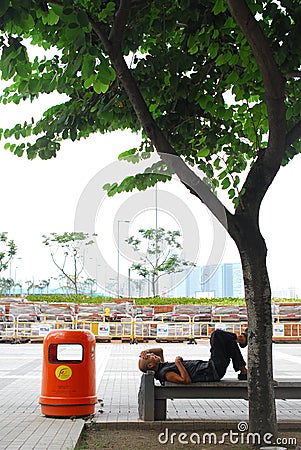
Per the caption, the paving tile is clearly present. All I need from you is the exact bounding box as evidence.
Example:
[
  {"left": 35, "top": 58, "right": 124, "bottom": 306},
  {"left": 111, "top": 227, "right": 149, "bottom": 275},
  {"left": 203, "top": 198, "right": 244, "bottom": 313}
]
[{"left": 0, "top": 341, "right": 301, "bottom": 449}]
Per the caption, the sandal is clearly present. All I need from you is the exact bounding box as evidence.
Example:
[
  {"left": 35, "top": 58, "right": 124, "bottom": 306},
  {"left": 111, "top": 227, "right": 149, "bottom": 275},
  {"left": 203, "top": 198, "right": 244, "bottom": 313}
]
[{"left": 238, "top": 372, "right": 247, "bottom": 380}]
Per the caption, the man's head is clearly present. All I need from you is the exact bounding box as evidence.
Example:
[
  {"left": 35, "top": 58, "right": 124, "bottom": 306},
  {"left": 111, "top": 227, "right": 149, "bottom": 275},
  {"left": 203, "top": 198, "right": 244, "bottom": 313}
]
[
  {"left": 138, "top": 352, "right": 161, "bottom": 373},
  {"left": 237, "top": 328, "right": 248, "bottom": 348}
]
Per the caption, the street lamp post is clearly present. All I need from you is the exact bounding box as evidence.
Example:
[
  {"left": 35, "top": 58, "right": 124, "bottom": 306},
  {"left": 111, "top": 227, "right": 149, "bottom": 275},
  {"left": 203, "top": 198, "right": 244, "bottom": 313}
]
[
  {"left": 128, "top": 268, "right": 131, "bottom": 298},
  {"left": 117, "top": 220, "right": 130, "bottom": 298}
]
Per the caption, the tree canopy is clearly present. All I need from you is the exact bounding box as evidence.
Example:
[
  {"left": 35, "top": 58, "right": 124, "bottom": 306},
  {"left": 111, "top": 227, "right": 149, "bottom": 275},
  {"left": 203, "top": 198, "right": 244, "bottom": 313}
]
[
  {"left": 127, "top": 227, "right": 195, "bottom": 296},
  {"left": 42, "top": 231, "right": 96, "bottom": 294},
  {"left": 1, "top": 1, "right": 300, "bottom": 206}
]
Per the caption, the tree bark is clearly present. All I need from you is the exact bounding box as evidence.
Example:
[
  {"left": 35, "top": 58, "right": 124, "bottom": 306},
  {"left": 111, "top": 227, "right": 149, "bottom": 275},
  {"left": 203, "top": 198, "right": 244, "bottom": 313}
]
[
  {"left": 229, "top": 212, "right": 277, "bottom": 437},
  {"left": 151, "top": 274, "right": 156, "bottom": 297}
]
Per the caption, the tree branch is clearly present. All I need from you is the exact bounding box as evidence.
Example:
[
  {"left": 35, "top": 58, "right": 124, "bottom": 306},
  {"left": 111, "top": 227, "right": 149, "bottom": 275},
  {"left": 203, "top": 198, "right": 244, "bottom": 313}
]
[
  {"left": 286, "top": 119, "right": 301, "bottom": 148},
  {"left": 227, "top": 0, "right": 284, "bottom": 99},
  {"left": 109, "top": 0, "right": 131, "bottom": 44},
  {"left": 287, "top": 71, "right": 301, "bottom": 78},
  {"left": 50, "top": 252, "right": 75, "bottom": 289},
  {"left": 224, "top": 0, "right": 291, "bottom": 225},
  {"left": 227, "top": 0, "right": 286, "bottom": 161}
]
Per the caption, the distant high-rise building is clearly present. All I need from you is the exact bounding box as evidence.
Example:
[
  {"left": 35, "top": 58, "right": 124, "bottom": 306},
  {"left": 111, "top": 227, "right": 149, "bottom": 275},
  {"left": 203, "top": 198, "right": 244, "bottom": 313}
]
[{"left": 172, "top": 262, "right": 244, "bottom": 298}]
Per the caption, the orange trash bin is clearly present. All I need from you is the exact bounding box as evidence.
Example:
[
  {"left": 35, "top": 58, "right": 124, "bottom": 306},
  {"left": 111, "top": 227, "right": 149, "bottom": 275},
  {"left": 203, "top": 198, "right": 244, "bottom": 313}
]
[{"left": 39, "top": 329, "right": 97, "bottom": 417}]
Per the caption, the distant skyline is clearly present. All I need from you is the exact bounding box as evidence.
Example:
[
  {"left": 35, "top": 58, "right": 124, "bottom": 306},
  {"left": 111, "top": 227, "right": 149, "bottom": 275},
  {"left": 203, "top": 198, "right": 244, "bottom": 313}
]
[{"left": 1, "top": 87, "right": 301, "bottom": 297}]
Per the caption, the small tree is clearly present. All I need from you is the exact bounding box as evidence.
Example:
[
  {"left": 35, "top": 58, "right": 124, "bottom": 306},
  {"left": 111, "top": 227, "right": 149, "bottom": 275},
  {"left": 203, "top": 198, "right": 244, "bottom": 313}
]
[
  {"left": 13, "top": 281, "right": 22, "bottom": 295},
  {"left": 83, "top": 278, "right": 96, "bottom": 296},
  {"left": 127, "top": 228, "right": 194, "bottom": 297},
  {"left": 0, "top": 277, "right": 14, "bottom": 295},
  {"left": 25, "top": 280, "right": 34, "bottom": 295},
  {"left": 0, "top": 232, "right": 17, "bottom": 274},
  {"left": 35, "top": 279, "right": 50, "bottom": 295},
  {"left": 42, "top": 232, "right": 96, "bottom": 295}
]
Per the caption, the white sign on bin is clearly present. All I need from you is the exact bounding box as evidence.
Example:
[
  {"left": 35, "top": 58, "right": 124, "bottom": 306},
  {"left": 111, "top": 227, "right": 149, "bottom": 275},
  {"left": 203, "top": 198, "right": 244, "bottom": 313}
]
[
  {"left": 157, "top": 324, "right": 169, "bottom": 337},
  {"left": 273, "top": 323, "right": 285, "bottom": 337},
  {"left": 98, "top": 324, "right": 110, "bottom": 336},
  {"left": 39, "top": 325, "right": 52, "bottom": 336},
  {"left": 215, "top": 323, "right": 227, "bottom": 331}
]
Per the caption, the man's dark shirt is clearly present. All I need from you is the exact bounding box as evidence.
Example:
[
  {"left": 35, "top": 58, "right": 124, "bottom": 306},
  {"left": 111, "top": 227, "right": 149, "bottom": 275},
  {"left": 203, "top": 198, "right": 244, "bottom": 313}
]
[{"left": 154, "top": 359, "right": 220, "bottom": 384}]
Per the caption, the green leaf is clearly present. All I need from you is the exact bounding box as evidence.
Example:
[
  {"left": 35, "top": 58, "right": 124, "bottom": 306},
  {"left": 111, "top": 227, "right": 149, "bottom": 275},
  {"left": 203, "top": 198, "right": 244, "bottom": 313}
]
[
  {"left": 218, "top": 169, "right": 228, "bottom": 180},
  {"left": 213, "top": 0, "right": 227, "bottom": 15},
  {"left": 118, "top": 148, "right": 140, "bottom": 163},
  {"left": 64, "top": 26, "right": 83, "bottom": 44},
  {"left": 104, "top": 182, "right": 118, "bottom": 197},
  {"left": 215, "top": 53, "right": 227, "bottom": 66},
  {"left": 286, "top": 107, "right": 294, "bottom": 121},
  {"left": 226, "top": 70, "right": 239, "bottom": 84},
  {"left": 98, "top": 2, "right": 116, "bottom": 23},
  {"left": 15, "top": 62, "right": 31, "bottom": 78},
  {"left": 49, "top": 4, "right": 63, "bottom": 16},
  {"left": 77, "top": 10, "right": 90, "bottom": 27},
  {"left": 63, "top": 7, "right": 74, "bottom": 15},
  {"left": 47, "top": 9, "right": 60, "bottom": 26},
  {"left": 68, "top": 22, "right": 79, "bottom": 29},
  {"left": 228, "top": 188, "right": 235, "bottom": 199},
  {"left": 197, "top": 148, "right": 210, "bottom": 157},
  {"left": 188, "top": 43, "right": 199, "bottom": 55},
  {"left": 197, "top": 95, "right": 208, "bottom": 109},
  {"left": 70, "top": 128, "right": 77, "bottom": 141},
  {"left": 84, "top": 74, "right": 96, "bottom": 89},
  {"left": 65, "top": 53, "right": 83, "bottom": 77},
  {"left": 15, "top": 144, "right": 25, "bottom": 157},
  {"left": 93, "top": 79, "right": 109, "bottom": 94},
  {"left": 28, "top": 78, "right": 41, "bottom": 93},
  {"left": 20, "top": 13, "right": 35, "bottom": 31},
  {"left": 208, "top": 42, "right": 219, "bottom": 59},
  {"left": 103, "top": 183, "right": 112, "bottom": 191},
  {"left": 214, "top": 158, "right": 222, "bottom": 170},
  {"left": 222, "top": 177, "right": 231, "bottom": 189},
  {"left": 187, "top": 35, "right": 196, "bottom": 49},
  {"left": 233, "top": 175, "right": 240, "bottom": 188},
  {"left": 96, "top": 56, "right": 116, "bottom": 85},
  {"left": 82, "top": 54, "right": 95, "bottom": 80},
  {"left": 62, "top": 129, "right": 69, "bottom": 139}
]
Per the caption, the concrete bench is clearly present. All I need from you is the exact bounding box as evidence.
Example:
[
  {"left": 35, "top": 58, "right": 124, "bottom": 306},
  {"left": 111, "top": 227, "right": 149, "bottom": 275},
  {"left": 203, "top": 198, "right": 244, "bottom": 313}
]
[{"left": 138, "top": 371, "right": 301, "bottom": 421}]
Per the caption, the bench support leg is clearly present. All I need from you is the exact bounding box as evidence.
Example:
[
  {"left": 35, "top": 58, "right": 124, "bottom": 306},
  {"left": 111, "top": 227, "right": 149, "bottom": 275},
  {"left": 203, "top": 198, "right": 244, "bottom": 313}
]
[
  {"left": 154, "top": 399, "right": 167, "bottom": 420},
  {"left": 138, "top": 371, "right": 155, "bottom": 420}
]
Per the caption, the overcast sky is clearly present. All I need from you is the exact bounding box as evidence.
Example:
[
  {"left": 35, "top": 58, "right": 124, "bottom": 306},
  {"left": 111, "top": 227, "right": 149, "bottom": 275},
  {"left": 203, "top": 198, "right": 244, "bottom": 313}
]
[{"left": 0, "top": 88, "right": 301, "bottom": 296}]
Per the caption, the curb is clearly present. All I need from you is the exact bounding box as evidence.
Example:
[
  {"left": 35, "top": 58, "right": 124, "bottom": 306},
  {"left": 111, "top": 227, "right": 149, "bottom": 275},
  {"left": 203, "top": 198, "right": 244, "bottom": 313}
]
[{"left": 90, "top": 420, "right": 301, "bottom": 432}]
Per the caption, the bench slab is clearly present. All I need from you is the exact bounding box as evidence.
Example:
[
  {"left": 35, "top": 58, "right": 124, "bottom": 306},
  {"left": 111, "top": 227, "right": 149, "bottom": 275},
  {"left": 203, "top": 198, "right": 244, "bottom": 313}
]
[{"left": 138, "top": 371, "right": 301, "bottom": 421}]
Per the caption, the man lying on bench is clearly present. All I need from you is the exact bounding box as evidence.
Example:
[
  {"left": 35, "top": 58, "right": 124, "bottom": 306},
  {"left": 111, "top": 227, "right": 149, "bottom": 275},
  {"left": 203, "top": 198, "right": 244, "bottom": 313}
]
[{"left": 138, "top": 329, "right": 248, "bottom": 384}]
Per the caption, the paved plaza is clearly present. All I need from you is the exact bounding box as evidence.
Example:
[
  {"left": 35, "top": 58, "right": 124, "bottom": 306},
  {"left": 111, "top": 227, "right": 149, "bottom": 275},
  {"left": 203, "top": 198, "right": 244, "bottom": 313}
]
[{"left": 0, "top": 340, "right": 300, "bottom": 449}]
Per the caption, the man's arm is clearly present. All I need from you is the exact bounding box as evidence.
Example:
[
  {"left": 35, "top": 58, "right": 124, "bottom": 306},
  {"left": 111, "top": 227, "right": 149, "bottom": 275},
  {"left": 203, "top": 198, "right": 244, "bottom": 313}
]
[
  {"left": 165, "top": 356, "right": 192, "bottom": 384},
  {"left": 139, "top": 348, "right": 164, "bottom": 362}
]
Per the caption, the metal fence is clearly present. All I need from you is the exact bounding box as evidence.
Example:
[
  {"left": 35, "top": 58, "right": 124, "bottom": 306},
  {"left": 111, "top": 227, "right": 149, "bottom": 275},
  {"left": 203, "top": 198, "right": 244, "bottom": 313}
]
[{"left": 1, "top": 313, "right": 300, "bottom": 343}]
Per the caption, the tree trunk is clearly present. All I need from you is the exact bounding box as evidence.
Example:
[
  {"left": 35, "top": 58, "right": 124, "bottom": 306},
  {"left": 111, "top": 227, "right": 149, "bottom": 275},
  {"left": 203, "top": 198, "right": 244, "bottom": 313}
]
[
  {"left": 74, "top": 253, "right": 78, "bottom": 295},
  {"left": 230, "top": 213, "right": 277, "bottom": 438},
  {"left": 151, "top": 274, "right": 156, "bottom": 297}
]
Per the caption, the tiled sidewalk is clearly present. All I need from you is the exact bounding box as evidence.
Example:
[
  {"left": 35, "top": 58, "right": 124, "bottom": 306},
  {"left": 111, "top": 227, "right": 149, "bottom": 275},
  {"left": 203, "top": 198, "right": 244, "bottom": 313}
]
[
  {"left": 0, "top": 344, "right": 85, "bottom": 450},
  {"left": 0, "top": 341, "right": 300, "bottom": 449},
  {"left": 95, "top": 341, "right": 301, "bottom": 424}
]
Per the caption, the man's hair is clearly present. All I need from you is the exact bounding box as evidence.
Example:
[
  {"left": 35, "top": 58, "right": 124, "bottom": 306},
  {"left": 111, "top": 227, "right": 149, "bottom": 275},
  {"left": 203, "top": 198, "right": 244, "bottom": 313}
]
[
  {"left": 239, "top": 328, "right": 248, "bottom": 348},
  {"left": 138, "top": 358, "right": 149, "bottom": 373}
]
